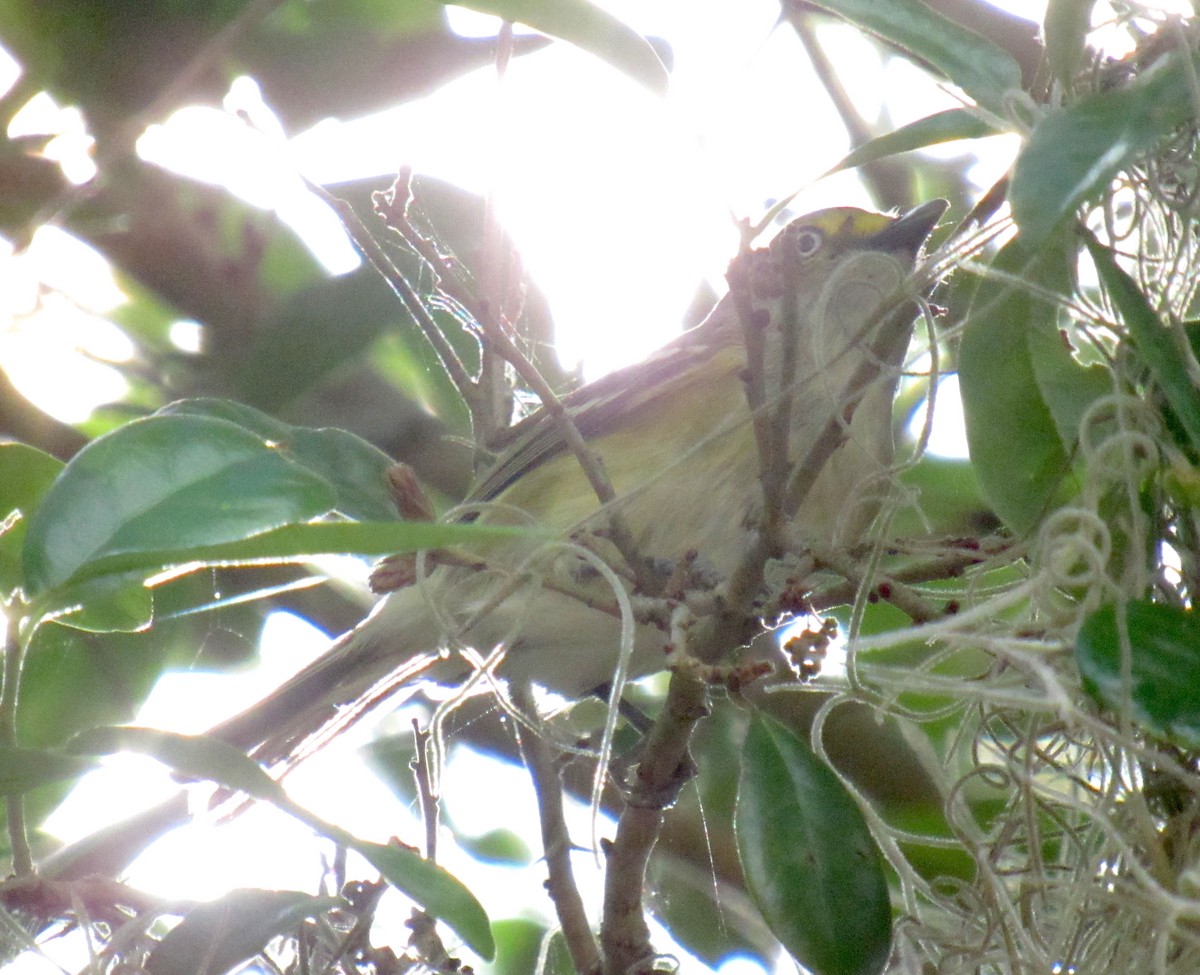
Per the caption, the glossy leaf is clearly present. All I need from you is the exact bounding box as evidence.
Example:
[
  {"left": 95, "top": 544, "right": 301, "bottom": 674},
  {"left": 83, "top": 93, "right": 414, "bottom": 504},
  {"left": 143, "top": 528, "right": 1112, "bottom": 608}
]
[
  {"left": 736, "top": 712, "right": 891, "bottom": 975},
  {"left": 1011, "top": 50, "right": 1200, "bottom": 245},
  {"left": 1085, "top": 233, "right": 1200, "bottom": 456},
  {"left": 437, "top": 0, "right": 668, "bottom": 95},
  {"left": 826, "top": 108, "right": 999, "bottom": 176},
  {"left": 68, "top": 726, "right": 285, "bottom": 802},
  {"left": 48, "top": 519, "right": 530, "bottom": 594},
  {"left": 0, "top": 747, "right": 96, "bottom": 794},
  {"left": 159, "top": 399, "right": 398, "bottom": 521},
  {"left": 806, "top": 0, "right": 1022, "bottom": 115},
  {"left": 1076, "top": 601, "right": 1200, "bottom": 748},
  {"left": 355, "top": 839, "right": 496, "bottom": 960},
  {"left": 959, "top": 234, "right": 1087, "bottom": 533},
  {"left": 146, "top": 888, "right": 332, "bottom": 975},
  {"left": 19, "top": 624, "right": 170, "bottom": 749},
  {"left": 0, "top": 443, "right": 63, "bottom": 593},
  {"left": 44, "top": 572, "right": 154, "bottom": 633},
  {"left": 156, "top": 398, "right": 293, "bottom": 440},
  {"left": 22, "top": 414, "right": 336, "bottom": 601}
]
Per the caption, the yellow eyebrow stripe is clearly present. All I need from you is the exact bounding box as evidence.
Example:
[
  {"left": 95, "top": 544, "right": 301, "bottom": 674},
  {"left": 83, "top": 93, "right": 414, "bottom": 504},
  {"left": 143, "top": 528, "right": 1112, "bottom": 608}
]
[{"left": 798, "top": 207, "right": 895, "bottom": 240}]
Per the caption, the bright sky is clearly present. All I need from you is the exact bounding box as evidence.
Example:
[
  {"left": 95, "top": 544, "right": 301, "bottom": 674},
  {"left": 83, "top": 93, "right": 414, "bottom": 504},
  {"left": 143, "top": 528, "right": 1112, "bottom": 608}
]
[{"left": 1, "top": 1, "right": 1188, "bottom": 971}]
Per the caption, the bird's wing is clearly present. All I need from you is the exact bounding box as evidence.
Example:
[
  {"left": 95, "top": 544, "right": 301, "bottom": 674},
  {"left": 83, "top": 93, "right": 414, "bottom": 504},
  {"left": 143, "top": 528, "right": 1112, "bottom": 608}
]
[{"left": 469, "top": 321, "right": 730, "bottom": 504}]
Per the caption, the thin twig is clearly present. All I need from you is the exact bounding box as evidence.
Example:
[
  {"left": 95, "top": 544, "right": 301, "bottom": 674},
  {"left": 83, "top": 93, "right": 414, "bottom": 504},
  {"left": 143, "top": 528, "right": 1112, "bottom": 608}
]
[
  {"left": 511, "top": 685, "right": 602, "bottom": 975},
  {"left": 809, "top": 545, "right": 946, "bottom": 623},
  {"left": 599, "top": 672, "right": 708, "bottom": 974},
  {"left": 476, "top": 321, "right": 660, "bottom": 589},
  {"left": 311, "top": 182, "right": 481, "bottom": 410},
  {"left": 783, "top": 291, "right": 916, "bottom": 516},
  {"left": 1, "top": 605, "right": 31, "bottom": 876},
  {"left": 410, "top": 720, "right": 440, "bottom": 864},
  {"left": 785, "top": 8, "right": 911, "bottom": 209},
  {"left": 476, "top": 19, "right": 519, "bottom": 451}
]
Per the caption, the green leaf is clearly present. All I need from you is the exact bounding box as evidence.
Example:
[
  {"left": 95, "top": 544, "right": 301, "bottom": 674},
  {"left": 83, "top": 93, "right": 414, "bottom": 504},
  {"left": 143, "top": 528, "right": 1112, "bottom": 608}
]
[
  {"left": 231, "top": 267, "right": 399, "bottom": 413},
  {"left": 1043, "top": 0, "right": 1095, "bottom": 89},
  {"left": 156, "top": 398, "right": 293, "bottom": 441},
  {"left": 436, "top": 0, "right": 668, "bottom": 95},
  {"left": 0, "top": 443, "right": 64, "bottom": 594},
  {"left": 67, "top": 726, "right": 285, "bottom": 802},
  {"left": 21, "top": 414, "right": 337, "bottom": 602},
  {"left": 1076, "top": 601, "right": 1200, "bottom": 748},
  {"left": 50, "top": 519, "right": 531, "bottom": 593},
  {"left": 159, "top": 399, "right": 398, "bottom": 521},
  {"left": 959, "top": 235, "right": 1082, "bottom": 533},
  {"left": 145, "top": 888, "right": 334, "bottom": 975},
  {"left": 1084, "top": 233, "right": 1200, "bottom": 455},
  {"left": 895, "top": 456, "right": 994, "bottom": 537},
  {"left": 20, "top": 624, "right": 170, "bottom": 749},
  {"left": 1011, "top": 50, "right": 1200, "bottom": 245},
  {"left": 355, "top": 839, "right": 496, "bottom": 960},
  {"left": 735, "top": 713, "right": 891, "bottom": 975},
  {"left": 806, "top": 0, "right": 1022, "bottom": 115},
  {"left": 458, "top": 828, "right": 532, "bottom": 865},
  {"left": 1026, "top": 324, "right": 1112, "bottom": 451},
  {"left": 0, "top": 747, "right": 96, "bottom": 794},
  {"left": 43, "top": 572, "right": 155, "bottom": 633},
  {"left": 826, "top": 108, "right": 999, "bottom": 176}
]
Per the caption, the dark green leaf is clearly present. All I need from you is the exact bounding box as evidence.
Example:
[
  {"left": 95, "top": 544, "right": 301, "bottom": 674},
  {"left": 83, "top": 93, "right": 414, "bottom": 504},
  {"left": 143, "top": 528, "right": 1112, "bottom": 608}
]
[
  {"left": 231, "top": 267, "right": 399, "bottom": 413},
  {"left": 354, "top": 839, "right": 496, "bottom": 960},
  {"left": 0, "top": 442, "right": 63, "bottom": 594},
  {"left": 1077, "top": 601, "right": 1200, "bottom": 748},
  {"left": 1011, "top": 50, "right": 1200, "bottom": 245},
  {"left": 0, "top": 747, "right": 96, "bottom": 794},
  {"left": 806, "top": 0, "right": 1022, "bottom": 115},
  {"left": 1084, "top": 233, "right": 1200, "bottom": 456},
  {"left": 436, "top": 0, "right": 668, "bottom": 95},
  {"left": 21, "top": 414, "right": 337, "bottom": 601},
  {"left": 826, "top": 109, "right": 999, "bottom": 176},
  {"left": 68, "top": 726, "right": 285, "bottom": 802},
  {"left": 146, "top": 888, "right": 332, "bottom": 975},
  {"left": 736, "top": 712, "right": 891, "bottom": 975},
  {"left": 959, "top": 236, "right": 1085, "bottom": 532}
]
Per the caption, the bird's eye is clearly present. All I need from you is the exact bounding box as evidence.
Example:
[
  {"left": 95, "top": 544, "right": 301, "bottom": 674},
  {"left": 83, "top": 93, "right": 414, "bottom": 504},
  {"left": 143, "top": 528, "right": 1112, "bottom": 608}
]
[{"left": 792, "top": 227, "right": 824, "bottom": 258}]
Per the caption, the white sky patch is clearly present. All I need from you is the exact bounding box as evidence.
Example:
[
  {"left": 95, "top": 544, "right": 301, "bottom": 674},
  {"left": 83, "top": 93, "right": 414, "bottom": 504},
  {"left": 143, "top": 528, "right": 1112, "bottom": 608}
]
[
  {"left": 168, "top": 318, "right": 204, "bottom": 354},
  {"left": 910, "top": 372, "right": 970, "bottom": 460}
]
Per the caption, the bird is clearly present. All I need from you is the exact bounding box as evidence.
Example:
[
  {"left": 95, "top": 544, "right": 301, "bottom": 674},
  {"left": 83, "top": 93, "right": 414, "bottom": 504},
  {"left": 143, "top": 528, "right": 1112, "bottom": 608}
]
[{"left": 212, "top": 198, "right": 949, "bottom": 769}]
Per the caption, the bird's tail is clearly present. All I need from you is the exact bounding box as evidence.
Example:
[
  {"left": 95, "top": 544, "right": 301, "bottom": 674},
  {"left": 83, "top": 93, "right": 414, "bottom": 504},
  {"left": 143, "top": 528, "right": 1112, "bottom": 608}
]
[{"left": 210, "top": 601, "right": 440, "bottom": 770}]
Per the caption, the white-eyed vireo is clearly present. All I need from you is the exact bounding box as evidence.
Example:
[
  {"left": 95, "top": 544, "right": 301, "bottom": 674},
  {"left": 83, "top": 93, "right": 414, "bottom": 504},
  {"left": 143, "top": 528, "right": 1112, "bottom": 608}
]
[{"left": 220, "top": 199, "right": 948, "bottom": 762}]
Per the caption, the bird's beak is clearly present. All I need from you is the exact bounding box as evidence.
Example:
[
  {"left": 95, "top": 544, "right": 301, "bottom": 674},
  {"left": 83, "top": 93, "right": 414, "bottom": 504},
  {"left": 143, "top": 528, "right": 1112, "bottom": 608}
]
[{"left": 869, "top": 198, "right": 949, "bottom": 254}]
